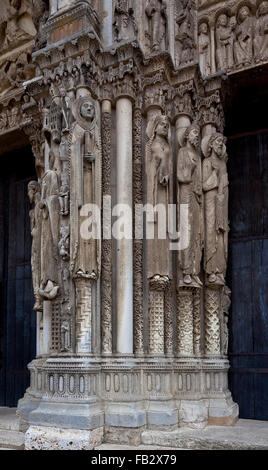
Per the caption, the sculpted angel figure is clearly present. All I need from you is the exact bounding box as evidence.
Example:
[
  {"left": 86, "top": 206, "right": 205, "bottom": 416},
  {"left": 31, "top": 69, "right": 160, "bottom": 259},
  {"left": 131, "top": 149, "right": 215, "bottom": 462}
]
[
  {"left": 202, "top": 133, "right": 229, "bottom": 287},
  {"left": 254, "top": 1, "right": 268, "bottom": 62},
  {"left": 146, "top": 114, "right": 172, "bottom": 279},
  {"left": 234, "top": 6, "right": 253, "bottom": 67},
  {"left": 177, "top": 124, "right": 203, "bottom": 287}
]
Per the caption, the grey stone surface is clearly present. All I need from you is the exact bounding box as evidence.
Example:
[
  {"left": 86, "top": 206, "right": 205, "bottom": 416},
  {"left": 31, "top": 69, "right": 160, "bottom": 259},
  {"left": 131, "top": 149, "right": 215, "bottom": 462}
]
[
  {"left": 0, "top": 430, "right": 24, "bottom": 450},
  {"left": 141, "top": 419, "right": 268, "bottom": 450},
  {"left": 0, "top": 408, "right": 20, "bottom": 431}
]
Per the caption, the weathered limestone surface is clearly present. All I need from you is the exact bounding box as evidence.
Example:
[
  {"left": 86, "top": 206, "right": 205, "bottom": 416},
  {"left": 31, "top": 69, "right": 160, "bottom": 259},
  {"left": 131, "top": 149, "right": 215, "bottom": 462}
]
[{"left": 1, "top": 0, "right": 265, "bottom": 450}]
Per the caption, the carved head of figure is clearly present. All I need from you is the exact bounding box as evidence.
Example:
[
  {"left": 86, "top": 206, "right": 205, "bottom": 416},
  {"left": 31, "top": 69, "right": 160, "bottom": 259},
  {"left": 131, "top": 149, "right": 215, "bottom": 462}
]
[
  {"left": 238, "top": 5, "right": 250, "bottom": 23},
  {"left": 154, "top": 115, "right": 169, "bottom": 139},
  {"left": 28, "top": 181, "right": 40, "bottom": 204},
  {"left": 209, "top": 133, "right": 226, "bottom": 158},
  {"left": 258, "top": 1, "right": 268, "bottom": 16},
  {"left": 202, "top": 133, "right": 227, "bottom": 159},
  {"left": 185, "top": 124, "right": 200, "bottom": 148},
  {"left": 199, "top": 22, "right": 208, "bottom": 34},
  {"left": 217, "top": 14, "right": 228, "bottom": 27},
  {"left": 80, "top": 100, "right": 95, "bottom": 123}
]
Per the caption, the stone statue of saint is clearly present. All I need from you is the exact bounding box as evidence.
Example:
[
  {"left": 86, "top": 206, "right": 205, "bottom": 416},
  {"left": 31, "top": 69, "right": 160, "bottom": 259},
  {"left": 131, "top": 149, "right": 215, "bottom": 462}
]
[
  {"left": 234, "top": 6, "right": 253, "bottom": 67},
  {"left": 202, "top": 133, "right": 229, "bottom": 287},
  {"left": 177, "top": 124, "right": 203, "bottom": 287},
  {"left": 175, "top": 0, "right": 195, "bottom": 65},
  {"left": 113, "top": 0, "right": 137, "bottom": 42},
  {"left": 28, "top": 180, "right": 42, "bottom": 312},
  {"left": 39, "top": 151, "right": 60, "bottom": 299},
  {"left": 145, "top": 0, "right": 167, "bottom": 52},
  {"left": 199, "top": 22, "right": 211, "bottom": 76},
  {"left": 70, "top": 96, "right": 101, "bottom": 278},
  {"left": 146, "top": 114, "right": 172, "bottom": 279},
  {"left": 215, "top": 14, "right": 236, "bottom": 71},
  {"left": 254, "top": 1, "right": 268, "bottom": 63}
]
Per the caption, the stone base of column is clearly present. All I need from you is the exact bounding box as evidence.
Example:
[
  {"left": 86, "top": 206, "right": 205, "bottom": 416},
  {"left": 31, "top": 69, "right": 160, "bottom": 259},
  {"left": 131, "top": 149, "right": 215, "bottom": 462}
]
[
  {"left": 25, "top": 425, "right": 103, "bottom": 450},
  {"left": 208, "top": 393, "right": 239, "bottom": 426},
  {"left": 17, "top": 357, "right": 238, "bottom": 448}
]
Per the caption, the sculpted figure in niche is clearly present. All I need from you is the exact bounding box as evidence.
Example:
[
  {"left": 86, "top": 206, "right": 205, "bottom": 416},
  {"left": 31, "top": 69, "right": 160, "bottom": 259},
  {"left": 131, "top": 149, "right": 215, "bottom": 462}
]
[
  {"left": 70, "top": 96, "right": 100, "bottom": 278},
  {"left": 39, "top": 151, "right": 60, "bottom": 300},
  {"left": 215, "top": 14, "right": 236, "bottom": 71},
  {"left": 234, "top": 6, "right": 253, "bottom": 67},
  {"left": 254, "top": 1, "right": 268, "bottom": 62},
  {"left": 146, "top": 114, "right": 172, "bottom": 279},
  {"left": 202, "top": 133, "right": 229, "bottom": 287},
  {"left": 176, "top": 0, "right": 196, "bottom": 65},
  {"left": 59, "top": 225, "right": 70, "bottom": 261},
  {"left": 113, "top": 0, "right": 137, "bottom": 42},
  {"left": 28, "top": 181, "right": 42, "bottom": 312},
  {"left": 199, "top": 22, "right": 211, "bottom": 76},
  {"left": 177, "top": 124, "right": 203, "bottom": 287},
  {"left": 145, "top": 0, "right": 167, "bottom": 52}
]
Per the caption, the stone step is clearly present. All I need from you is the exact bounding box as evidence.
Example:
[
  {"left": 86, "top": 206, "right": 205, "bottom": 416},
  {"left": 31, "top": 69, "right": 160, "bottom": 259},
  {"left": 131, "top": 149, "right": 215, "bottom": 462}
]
[
  {"left": 0, "top": 408, "right": 20, "bottom": 431},
  {"left": 0, "top": 430, "right": 24, "bottom": 450}
]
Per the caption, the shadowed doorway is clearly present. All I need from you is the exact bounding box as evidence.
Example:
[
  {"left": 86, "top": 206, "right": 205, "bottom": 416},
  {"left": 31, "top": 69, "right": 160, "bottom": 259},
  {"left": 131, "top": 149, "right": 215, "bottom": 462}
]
[{"left": 0, "top": 146, "right": 36, "bottom": 407}]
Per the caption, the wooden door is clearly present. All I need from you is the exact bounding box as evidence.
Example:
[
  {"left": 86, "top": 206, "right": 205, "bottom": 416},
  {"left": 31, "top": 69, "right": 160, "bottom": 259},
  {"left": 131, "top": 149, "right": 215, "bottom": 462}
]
[
  {"left": 0, "top": 147, "right": 36, "bottom": 407},
  {"left": 228, "top": 131, "right": 268, "bottom": 420}
]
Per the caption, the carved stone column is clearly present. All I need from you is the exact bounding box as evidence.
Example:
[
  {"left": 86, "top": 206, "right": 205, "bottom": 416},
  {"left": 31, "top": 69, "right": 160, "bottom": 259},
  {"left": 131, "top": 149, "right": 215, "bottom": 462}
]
[
  {"left": 75, "top": 277, "right": 94, "bottom": 354},
  {"left": 101, "top": 100, "right": 113, "bottom": 355},
  {"left": 133, "top": 100, "right": 144, "bottom": 356},
  {"left": 204, "top": 286, "right": 221, "bottom": 356},
  {"left": 177, "top": 287, "right": 194, "bottom": 357},
  {"left": 116, "top": 96, "right": 133, "bottom": 354}
]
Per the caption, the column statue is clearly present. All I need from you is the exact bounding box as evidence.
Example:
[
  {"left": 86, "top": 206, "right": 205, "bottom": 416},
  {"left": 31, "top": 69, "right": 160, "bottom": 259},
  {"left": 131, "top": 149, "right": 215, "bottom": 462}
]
[
  {"left": 28, "top": 180, "right": 42, "bottom": 311},
  {"left": 202, "top": 133, "right": 229, "bottom": 286},
  {"left": 145, "top": 0, "right": 167, "bottom": 52},
  {"left": 234, "top": 5, "right": 253, "bottom": 67},
  {"left": 177, "top": 124, "right": 203, "bottom": 287}
]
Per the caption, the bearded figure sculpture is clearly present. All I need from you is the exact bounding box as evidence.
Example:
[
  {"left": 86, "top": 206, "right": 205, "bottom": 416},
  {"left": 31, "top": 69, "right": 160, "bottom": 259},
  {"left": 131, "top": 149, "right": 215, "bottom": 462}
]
[
  {"left": 177, "top": 124, "right": 203, "bottom": 288},
  {"left": 202, "top": 133, "right": 229, "bottom": 286}
]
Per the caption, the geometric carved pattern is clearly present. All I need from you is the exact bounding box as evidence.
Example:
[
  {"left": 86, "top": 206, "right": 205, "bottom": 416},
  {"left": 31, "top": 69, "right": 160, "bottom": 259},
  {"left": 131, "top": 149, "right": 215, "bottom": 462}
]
[
  {"left": 148, "top": 289, "right": 165, "bottom": 355},
  {"left": 205, "top": 288, "right": 221, "bottom": 356},
  {"left": 177, "top": 288, "right": 194, "bottom": 357},
  {"left": 51, "top": 302, "right": 61, "bottom": 353}
]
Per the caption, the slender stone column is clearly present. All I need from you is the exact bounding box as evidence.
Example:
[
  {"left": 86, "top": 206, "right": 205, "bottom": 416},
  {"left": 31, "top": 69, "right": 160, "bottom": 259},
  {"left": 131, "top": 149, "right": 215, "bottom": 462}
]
[
  {"left": 133, "top": 103, "right": 144, "bottom": 356},
  {"left": 205, "top": 287, "right": 221, "bottom": 355},
  {"left": 102, "top": 0, "right": 113, "bottom": 47},
  {"left": 101, "top": 100, "right": 113, "bottom": 354},
  {"left": 210, "top": 22, "right": 216, "bottom": 74},
  {"left": 177, "top": 287, "right": 194, "bottom": 356},
  {"left": 42, "top": 302, "right": 52, "bottom": 355},
  {"left": 116, "top": 97, "right": 133, "bottom": 354}
]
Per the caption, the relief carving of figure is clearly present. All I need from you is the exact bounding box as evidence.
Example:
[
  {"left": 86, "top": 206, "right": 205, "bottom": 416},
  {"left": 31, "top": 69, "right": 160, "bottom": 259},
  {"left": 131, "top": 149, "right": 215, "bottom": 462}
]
[
  {"left": 254, "top": 1, "right": 268, "bottom": 62},
  {"left": 234, "top": 6, "right": 253, "bottom": 67},
  {"left": 59, "top": 225, "right": 70, "bottom": 261},
  {"left": 202, "top": 133, "right": 229, "bottom": 287},
  {"left": 175, "top": 0, "right": 196, "bottom": 65},
  {"left": 39, "top": 151, "right": 60, "bottom": 299},
  {"left": 28, "top": 181, "right": 42, "bottom": 312},
  {"left": 113, "top": 0, "right": 137, "bottom": 42},
  {"left": 70, "top": 96, "right": 101, "bottom": 278},
  {"left": 177, "top": 124, "right": 203, "bottom": 287},
  {"left": 61, "top": 320, "right": 71, "bottom": 352},
  {"left": 199, "top": 21, "right": 211, "bottom": 76},
  {"left": 222, "top": 286, "right": 231, "bottom": 355},
  {"left": 145, "top": 0, "right": 168, "bottom": 53},
  {"left": 215, "top": 14, "right": 236, "bottom": 71},
  {"left": 146, "top": 114, "right": 172, "bottom": 279}
]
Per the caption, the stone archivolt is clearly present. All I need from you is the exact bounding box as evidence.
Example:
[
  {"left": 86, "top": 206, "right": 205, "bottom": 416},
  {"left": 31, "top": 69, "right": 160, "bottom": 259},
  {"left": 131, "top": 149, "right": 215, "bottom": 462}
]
[{"left": 0, "top": 0, "right": 249, "bottom": 449}]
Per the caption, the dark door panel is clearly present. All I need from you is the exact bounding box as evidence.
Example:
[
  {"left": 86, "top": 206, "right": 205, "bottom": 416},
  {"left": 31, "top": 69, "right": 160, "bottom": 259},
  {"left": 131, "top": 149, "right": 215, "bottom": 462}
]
[
  {"left": 0, "top": 147, "right": 36, "bottom": 407},
  {"left": 228, "top": 132, "right": 268, "bottom": 420}
]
